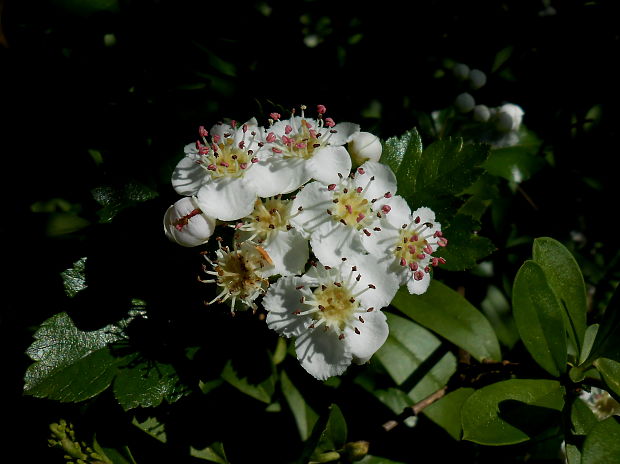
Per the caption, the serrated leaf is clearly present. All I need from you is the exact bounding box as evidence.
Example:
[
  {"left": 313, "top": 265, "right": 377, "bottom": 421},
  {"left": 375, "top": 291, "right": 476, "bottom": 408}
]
[
  {"left": 61, "top": 257, "right": 88, "bottom": 298},
  {"left": 581, "top": 417, "right": 620, "bottom": 464},
  {"left": 190, "top": 442, "right": 229, "bottom": 464},
  {"left": 280, "top": 370, "right": 319, "bottom": 441},
  {"left": 113, "top": 355, "right": 188, "bottom": 410},
  {"left": 484, "top": 145, "right": 545, "bottom": 184},
  {"left": 132, "top": 416, "right": 167, "bottom": 443},
  {"left": 391, "top": 281, "right": 501, "bottom": 362},
  {"left": 436, "top": 214, "right": 496, "bottom": 271},
  {"left": 221, "top": 359, "right": 276, "bottom": 404},
  {"left": 461, "top": 379, "right": 565, "bottom": 445},
  {"left": 92, "top": 182, "right": 158, "bottom": 223},
  {"left": 423, "top": 388, "right": 475, "bottom": 440},
  {"left": 381, "top": 128, "right": 423, "bottom": 176},
  {"left": 512, "top": 261, "right": 567, "bottom": 377},
  {"left": 533, "top": 237, "right": 587, "bottom": 356},
  {"left": 24, "top": 312, "right": 125, "bottom": 402}
]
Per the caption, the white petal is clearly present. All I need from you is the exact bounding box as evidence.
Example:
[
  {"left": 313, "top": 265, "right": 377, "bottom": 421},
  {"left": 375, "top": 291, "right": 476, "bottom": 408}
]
[
  {"left": 295, "top": 328, "right": 352, "bottom": 381},
  {"left": 171, "top": 153, "right": 207, "bottom": 196},
  {"left": 406, "top": 272, "right": 432, "bottom": 295},
  {"left": 349, "top": 255, "right": 399, "bottom": 310},
  {"left": 306, "top": 146, "right": 352, "bottom": 184},
  {"left": 290, "top": 182, "right": 334, "bottom": 238},
  {"left": 262, "top": 230, "right": 309, "bottom": 276},
  {"left": 353, "top": 161, "right": 397, "bottom": 204},
  {"left": 411, "top": 206, "right": 437, "bottom": 226},
  {"left": 382, "top": 196, "right": 412, "bottom": 229},
  {"left": 326, "top": 122, "right": 360, "bottom": 146},
  {"left": 360, "top": 224, "right": 399, "bottom": 261},
  {"left": 271, "top": 116, "right": 318, "bottom": 137},
  {"left": 345, "top": 310, "right": 389, "bottom": 364},
  {"left": 209, "top": 122, "right": 234, "bottom": 140},
  {"left": 196, "top": 177, "right": 256, "bottom": 221},
  {"left": 163, "top": 197, "right": 215, "bottom": 247},
  {"left": 244, "top": 157, "right": 310, "bottom": 197},
  {"left": 265, "top": 276, "right": 313, "bottom": 338},
  {"left": 310, "top": 222, "right": 366, "bottom": 267}
]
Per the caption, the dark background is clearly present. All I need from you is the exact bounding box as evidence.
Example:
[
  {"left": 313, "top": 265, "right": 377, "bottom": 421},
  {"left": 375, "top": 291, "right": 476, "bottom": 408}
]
[{"left": 2, "top": 0, "right": 619, "bottom": 462}]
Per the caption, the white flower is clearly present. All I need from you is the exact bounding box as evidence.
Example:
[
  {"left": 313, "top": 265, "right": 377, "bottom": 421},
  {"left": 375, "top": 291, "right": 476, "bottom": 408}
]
[
  {"left": 263, "top": 256, "right": 399, "bottom": 380},
  {"left": 171, "top": 118, "right": 282, "bottom": 221},
  {"left": 495, "top": 103, "right": 524, "bottom": 132},
  {"left": 362, "top": 198, "right": 447, "bottom": 295},
  {"left": 199, "top": 240, "right": 276, "bottom": 313},
  {"left": 163, "top": 197, "right": 216, "bottom": 247},
  {"left": 290, "top": 161, "right": 398, "bottom": 265},
  {"left": 248, "top": 105, "right": 359, "bottom": 196},
  {"left": 348, "top": 131, "right": 382, "bottom": 164},
  {"left": 233, "top": 196, "right": 309, "bottom": 276}
]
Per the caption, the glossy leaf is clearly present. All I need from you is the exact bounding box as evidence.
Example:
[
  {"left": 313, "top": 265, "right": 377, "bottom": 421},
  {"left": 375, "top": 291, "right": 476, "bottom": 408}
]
[
  {"left": 436, "top": 214, "right": 496, "bottom": 271},
  {"left": 581, "top": 417, "right": 620, "bottom": 464},
  {"left": 594, "top": 358, "right": 620, "bottom": 400},
  {"left": 461, "top": 379, "right": 565, "bottom": 445},
  {"left": 304, "top": 404, "right": 348, "bottom": 462},
  {"left": 280, "top": 370, "right": 319, "bottom": 441},
  {"left": 61, "top": 257, "right": 88, "bottom": 298},
  {"left": 512, "top": 261, "right": 567, "bottom": 376},
  {"left": 190, "top": 443, "right": 229, "bottom": 464},
  {"left": 423, "top": 387, "right": 475, "bottom": 440},
  {"left": 484, "top": 145, "right": 544, "bottom": 184},
  {"left": 533, "top": 237, "right": 587, "bottom": 355},
  {"left": 480, "top": 285, "right": 520, "bottom": 349},
  {"left": 221, "top": 359, "right": 276, "bottom": 404},
  {"left": 92, "top": 182, "right": 158, "bottom": 223},
  {"left": 391, "top": 281, "right": 501, "bottom": 362},
  {"left": 571, "top": 397, "right": 598, "bottom": 436},
  {"left": 381, "top": 128, "right": 423, "bottom": 178}
]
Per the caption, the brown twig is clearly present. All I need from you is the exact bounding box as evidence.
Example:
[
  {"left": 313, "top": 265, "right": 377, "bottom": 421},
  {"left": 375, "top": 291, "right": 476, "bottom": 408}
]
[{"left": 382, "top": 386, "right": 448, "bottom": 432}]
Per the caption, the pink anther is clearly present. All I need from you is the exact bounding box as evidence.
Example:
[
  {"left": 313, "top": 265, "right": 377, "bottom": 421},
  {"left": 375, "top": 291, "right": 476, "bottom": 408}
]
[
  {"left": 285, "top": 125, "right": 293, "bottom": 135},
  {"left": 325, "top": 117, "right": 336, "bottom": 128},
  {"left": 199, "top": 126, "right": 208, "bottom": 137},
  {"left": 317, "top": 104, "right": 327, "bottom": 114},
  {"left": 270, "top": 112, "right": 281, "bottom": 121},
  {"left": 266, "top": 132, "right": 276, "bottom": 143},
  {"left": 328, "top": 184, "right": 337, "bottom": 191},
  {"left": 381, "top": 205, "right": 391, "bottom": 214}
]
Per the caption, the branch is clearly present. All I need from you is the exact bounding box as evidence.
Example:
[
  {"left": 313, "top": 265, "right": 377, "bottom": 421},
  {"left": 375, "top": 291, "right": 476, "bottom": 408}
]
[{"left": 382, "top": 386, "right": 447, "bottom": 432}]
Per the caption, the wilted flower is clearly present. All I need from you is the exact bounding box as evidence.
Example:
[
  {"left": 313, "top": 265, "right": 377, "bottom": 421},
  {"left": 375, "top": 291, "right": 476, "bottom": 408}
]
[
  {"left": 263, "top": 256, "right": 398, "bottom": 380},
  {"left": 163, "top": 197, "right": 216, "bottom": 247}
]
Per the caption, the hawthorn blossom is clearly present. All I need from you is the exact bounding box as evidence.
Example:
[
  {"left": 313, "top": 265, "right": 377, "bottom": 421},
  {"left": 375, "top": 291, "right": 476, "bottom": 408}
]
[
  {"left": 171, "top": 118, "right": 279, "bottom": 221},
  {"left": 290, "top": 161, "right": 399, "bottom": 265},
  {"left": 163, "top": 197, "right": 216, "bottom": 247},
  {"left": 263, "top": 256, "right": 399, "bottom": 380},
  {"left": 199, "top": 240, "right": 276, "bottom": 313},
  {"left": 233, "top": 196, "right": 309, "bottom": 276},
  {"left": 361, "top": 198, "right": 447, "bottom": 295},
  {"left": 247, "top": 105, "right": 360, "bottom": 196}
]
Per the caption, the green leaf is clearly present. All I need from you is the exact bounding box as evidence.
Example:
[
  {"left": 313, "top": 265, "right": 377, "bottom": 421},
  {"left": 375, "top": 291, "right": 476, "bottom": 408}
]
[
  {"left": 381, "top": 128, "right": 423, "bottom": 176},
  {"left": 484, "top": 145, "right": 545, "bottom": 184},
  {"left": 92, "top": 437, "right": 136, "bottom": 464},
  {"left": 435, "top": 214, "right": 496, "bottom": 271},
  {"left": 280, "top": 370, "right": 319, "bottom": 441},
  {"left": 594, "top": 358, "right": 620, "bottom": 400},
  {"left": 221, "top": 359, "right": 276, "bottom": 404},
  {"left": 113, "top": 355, "right": 188, "bottom": 410},
  {"left": 533, "top": 237, "right": 587, "bottom": 356},
  {"left": 391, "top": 281, "right": 501, "bottom": 362},
  {"left": 358, "top": 456, "right": 407, "bottom": 464},
  {"left": 312, "top": 404, "right": 348, "bottom": 456},
  {"left": 512, "top": 261, "right": 567, "bottom": 376},
  {"left": 580, "top": 324, "right": 600, "bottom": 365},
  {"left": 480, "top": 285, "right": 520, "bottom": 349},
  {"left": 423, "top": 387, "right": 475, "bottom": 440},
  {"left": 132, "top": 416, "right": 167, "bottom": 443},
  {"left": 581, "top": 417, "right": 620, "bottom": 464},
  {"left": 61, "top": 257, "right": 88, "bottom": 298},
  {"left": 190, "top": 442, "right": 229, "bottom": 464},
  {"left": 571, "top": 397, "right": 599, "bottom": 436},
  {"left": 24, "top": 312, "right": 124, "bottom": 402},
  {"left": 461, "top": 379, "right": 565, "bottom": 445},
  {"left": 92, "top": 182, "right": 158, "bottom": 223},
  {"left": 583, "top": 285, "right": 620, "bottom": 366}
]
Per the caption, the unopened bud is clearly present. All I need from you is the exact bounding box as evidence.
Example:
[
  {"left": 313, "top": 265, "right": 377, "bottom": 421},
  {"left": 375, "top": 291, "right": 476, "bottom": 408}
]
[
  {"left": 452, "top": 63, "right": 470, "bottom": 80},
  {"left": 342, "top": 441, "right": 370, "bottom": 462},
  {"left": 348, "top": 131, "right": 382, "bottom": 164},
  {"left": 495, "top": 103, "right": 524, "bottom": 132},
  {"left": 473, "top": 104, "right": 491, "bottom": 122},
  {"left": 468, "top": 69, "right": 487, "bottom": 89},
  {"left": 455, "top": 92, "right": 475, "bottom": 113},
  {"left": 164, "top": 197, "right": 216, "bottom": 247}
]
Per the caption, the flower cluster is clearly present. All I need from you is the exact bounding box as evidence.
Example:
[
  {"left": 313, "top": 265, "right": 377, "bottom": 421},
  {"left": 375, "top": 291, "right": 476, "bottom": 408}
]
[{"left": 163, "top": 105, "right": 447, "bottom": 380}]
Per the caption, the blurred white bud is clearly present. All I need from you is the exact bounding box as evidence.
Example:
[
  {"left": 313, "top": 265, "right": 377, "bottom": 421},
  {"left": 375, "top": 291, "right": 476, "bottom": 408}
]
[
  {"left": 495, "top": 103, "right": 524, "bottom": 132},
  {"left": 473, "top": 104, "right": 491, "bottom": 122},
  {"left": 348, "top": 131, "right": 382, "bottom": 164},
  {"left": 455, "top": 92, "right": 475, "bottom": 113},
  {"left": 468, "top": 69, "right": 487, "bottom": 89},
  {"left": 164, "top": 197, "right": 216, "bottom": 247},
  {"left": 453, "top": 63, "right": 470, "bottom": 80}
]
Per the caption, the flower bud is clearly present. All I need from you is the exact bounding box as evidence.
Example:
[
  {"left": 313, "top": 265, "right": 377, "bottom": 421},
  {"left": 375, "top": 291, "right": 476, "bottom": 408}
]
[
  {"left": 473, "top": 104, "right": 491, "bottom": 122},
  {"left": 342, "top": 441, "right": 370, "bottom": 462},
  {"left": 468, "top": 69, "right": 487, "bottom": 89},
  {"left": 452, "top": 63, "right": 470, "bottom": 80},
  {"left": 164, "top": 197, "right": 216, "bottom": 247},
  {"left": 348, "top": 131, "right": 382, "bottom": 164},
  {"left": 495, "top": 103, "right": 524, "bottom": 132},
  {"left": 455, "top": 92, "right": 475, "bottom": 113}
]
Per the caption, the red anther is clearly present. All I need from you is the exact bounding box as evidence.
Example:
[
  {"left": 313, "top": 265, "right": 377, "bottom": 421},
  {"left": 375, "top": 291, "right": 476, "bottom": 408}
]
[
  {"left": 231, "top": 120, "right": 237, "bottom": 129},
  {"left": 258, "top": 142, "right": 265, "bottom": 147},
  {"left": 296, "top": 142, "right": 307, "bottom": 149},
  {"left": 434, "top": 230, "right": 443, "bottom": 238},
  {"left": 220, "top": 161, "right": 230, "bottom": 168},
  {"left": 298, "top": 206, "right": 304, "bottom": 211},
  {"left": 211, "top": 143, "right": 219, "bottom": 152},
  {"left": 242, "top": 123, "right": 248, "bottom": 133},
  {"left": 238, "top": 141, "right": 245, "bottom": 149},
  {"left": 414, "top": 216, "right": 421, "bottom": 224},
  {"left": 368, "top": 284, "right": 376, "bottom": 289},
  {"left": 199, "top": 126, "right": 208, "bottom": 137},
  {"left": 345, "top": 204, "right": 353, "bottom": 214},
  {"left": 351, "top": 265, "right": 357, "bottom": 271},
  {"left": 251, "top": 157, "right": 259, "bottom": 163},
  {"left": 328, "top": 183, "right": 337, "bottom": 191},
  {"left": 414, "top": 271, "right": 425, "bottom": 281},
  {"left": 357, "top": 167, "right": 365, "bottom": 175},
  {"left": 239, "top": 162, "right": 248, "bottom": 170},
  {"left": 356, "top": 186, "right": 363, "bottom": 193},
  {"left": 266, "top": 132, "right": 276, "bottom": 143},
  {"left": 272, "top": 147, "right": 282, "bottom": 153},
  {"left": 382, "top": 205, "right": 391, "bottom": 214},
  {"left": 270, "top": 112, "right": 281, "bottom": 121},
  {"left": 384, "top": 192, "right": 392, "bottom": 198},
  {"left": 367, "top": 307, "right": 374, "bottom": 312},
  {"left": 356, "top": 213, "right": 365, "bottom": 223},
  {"left": 363, "top": 229, "right": 371, "bottom": 236},
  {"left": 213, "top": 135, "right": 221, "bottom": 144},
  {"left": 292, "top": 310, "right": 301, "bottom": 315},
  {"left": 410, "top": 234, "right": 419, "bottom": 242},
  {"left": 334, "top": 282, "right": 342, "bottom": 287},
  {"left": 424, "top": 266, "right": 430, "bottom": 273},
  {"left": 308, "top": 323, "right": 315, "bottom": 329},
  {"left": 373, "top": 227, "right": 381, "bottom": 231},
  {"left": 409, "top": 261, "right": 419, "bottom": 271},
  {"left": 325, "top": 117, "right": 336, "bottom": 127},
  {"left": 359, "top": 316, "right": 365, "bottom": 323},
  {"left": 173, "top": 208, "right": 202, "bottom": 231},
  {"left": 424, "top": 244, "right": 433, "bottom": 254},
  {"left": 207, "top": 164, "right": 217, "bottom": 171},
  {"left": 235, "top": 222, "right": 244, "bottom": 229},
  {"left": 281, "top": 135, "right": 291, "bottom": 145},
  {"left": 437, "top": 238, "right": 448, "bottom": 247},
  {"left": 439, "top": 257, "right": 447, "bottom": 264},
  {"left": 310, "top": 129, "right": 318, "bottom": 139},
  {"left": 417, "top": 253, "right": 426, "bottom": 259},
  {"left": 400, "top": 258, "right": 407, "bottom": 266},
  {"left": 355, "top": 327, "right": 361, "bottom": 334},
  {"left": 326, "top": 209, "right": 332, "bottom": 215},
  {"left": 339, "top": 333, "right": 345, "bottom": 340},
  {"left": 408, "top": 245, "right": 416, "bottom": 254},
  {"left": 431, "top": 258, "right": 439, "bottom": 267},
  {"left": 295, "top": 285, "right": 305, "bottom": 289},
  {"left": 356, "top": 274, "right": 361, "bottom": 281},
  {"left": 317, "top": 104, "right": 327, "bottom": 114},
  {"left": 285, "top": 125, "right": 293, "bottom": 135},
  {"left": 198, "top": 145, "right": 209, "bottom": 155}
]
